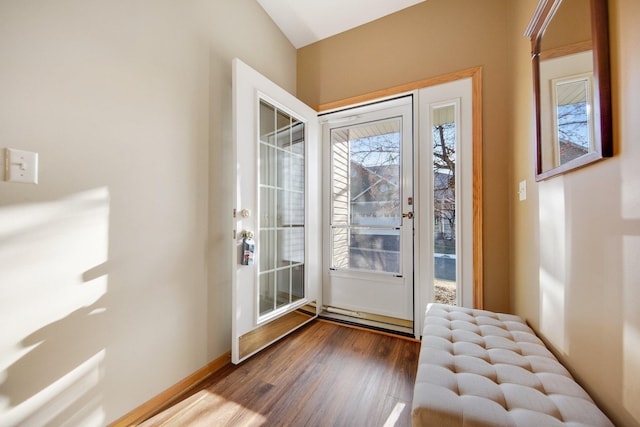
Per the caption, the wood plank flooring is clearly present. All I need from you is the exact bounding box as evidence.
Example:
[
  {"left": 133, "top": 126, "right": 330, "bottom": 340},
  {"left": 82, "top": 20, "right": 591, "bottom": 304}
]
[{"left": 139, "top": 320, "right": 420, "bottom": 427}]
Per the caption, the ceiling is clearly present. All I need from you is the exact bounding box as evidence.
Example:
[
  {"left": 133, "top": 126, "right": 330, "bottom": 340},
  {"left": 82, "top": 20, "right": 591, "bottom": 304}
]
[{"left": 256, "top": 0, "right": 427, "bottom": 49}]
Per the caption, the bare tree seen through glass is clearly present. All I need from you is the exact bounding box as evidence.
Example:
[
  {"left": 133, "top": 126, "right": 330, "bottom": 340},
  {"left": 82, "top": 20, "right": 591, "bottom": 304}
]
[
  {"left": 555, "top": 78, "right": 591, "bottom": 165},
  {"left": 331, "top": 120, "right": 402, "bottom": 274},
  {"left": 433, "top": 114, "right": 457, "bottom": 305},
  {"left": 433, "top": 122, "right": 456, "bottom": 250},
  {"left": 557, "top": 101, "right": 589, "bottom": 165}
]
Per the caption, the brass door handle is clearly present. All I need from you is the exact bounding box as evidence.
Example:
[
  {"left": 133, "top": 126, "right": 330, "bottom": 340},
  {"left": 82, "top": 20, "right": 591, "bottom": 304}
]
[{"left": 402, "top": 212, "right": 414, "bottom": 219}]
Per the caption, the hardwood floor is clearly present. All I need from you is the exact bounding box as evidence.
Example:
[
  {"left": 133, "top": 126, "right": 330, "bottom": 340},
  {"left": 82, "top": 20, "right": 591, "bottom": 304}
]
[{"left": 139, "top": 320, "right": 420, "bottom": 427}]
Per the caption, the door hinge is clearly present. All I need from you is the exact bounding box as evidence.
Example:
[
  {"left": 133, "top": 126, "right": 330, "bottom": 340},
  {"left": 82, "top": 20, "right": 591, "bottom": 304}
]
[{"left": 233, "top": 208, "right": 237, "bottom": 218}]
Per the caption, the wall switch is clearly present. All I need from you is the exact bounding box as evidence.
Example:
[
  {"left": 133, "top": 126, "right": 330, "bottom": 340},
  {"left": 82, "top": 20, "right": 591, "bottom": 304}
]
[
  {"left": 518, "top": 180, "right": 526, "bottom": 201},
  {"left": 5, "top": 148, "right": 39, "bottom": 184}
]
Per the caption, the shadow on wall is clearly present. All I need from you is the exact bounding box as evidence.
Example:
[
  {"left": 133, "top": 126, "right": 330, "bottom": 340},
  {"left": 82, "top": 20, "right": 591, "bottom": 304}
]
[
  {"left": 537, "top": 164, "right": 640, "bottom": 426},
  {"left": 0, "top": 188, "right": 111, "bottom": 426}
]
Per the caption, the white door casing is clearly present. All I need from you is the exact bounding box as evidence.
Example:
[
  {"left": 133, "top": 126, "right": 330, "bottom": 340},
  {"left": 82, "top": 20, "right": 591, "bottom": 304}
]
[{"left": 414, "top": 77, "right": 474, "bottom": 336}]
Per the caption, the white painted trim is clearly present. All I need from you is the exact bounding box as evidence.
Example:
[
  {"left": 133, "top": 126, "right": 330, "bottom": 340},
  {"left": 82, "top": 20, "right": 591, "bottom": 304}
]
[{"left": 415, "top": 77, "right": 474, "bottom": 336}]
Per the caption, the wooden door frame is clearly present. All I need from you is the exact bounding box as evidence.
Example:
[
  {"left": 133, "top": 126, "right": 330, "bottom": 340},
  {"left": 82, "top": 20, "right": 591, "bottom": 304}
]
[{"left": 316, "top": 67, "right": 484, "bottom": 309}]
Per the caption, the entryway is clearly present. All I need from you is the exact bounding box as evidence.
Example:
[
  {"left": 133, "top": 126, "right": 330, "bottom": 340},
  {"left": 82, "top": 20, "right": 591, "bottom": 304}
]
[{"left": 232, "top": 58, "right": 482, "bottom": 362}]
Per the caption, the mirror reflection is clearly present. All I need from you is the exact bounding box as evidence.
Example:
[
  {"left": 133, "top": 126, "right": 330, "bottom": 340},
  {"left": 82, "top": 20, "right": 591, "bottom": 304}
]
[
  {"left": 554, "top": 76, "right": 593, "bottom": 165},
  {"left": 527, "top": 0, "right": 612, "bottom": 180},
  {"left": 540, "top": 51, "right": 594, "bottom": 171}
]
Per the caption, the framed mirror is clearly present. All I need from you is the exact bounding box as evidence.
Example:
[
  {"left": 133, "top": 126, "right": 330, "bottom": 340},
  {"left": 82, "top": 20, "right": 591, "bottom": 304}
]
[{"left": 526, "top": 0, "right": 612, "bottom": 181}]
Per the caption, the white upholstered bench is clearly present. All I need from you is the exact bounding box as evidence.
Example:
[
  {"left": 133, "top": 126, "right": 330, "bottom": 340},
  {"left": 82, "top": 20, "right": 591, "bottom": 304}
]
[{"left": 412, "top": 304, "right": 613, "bottom": 427}]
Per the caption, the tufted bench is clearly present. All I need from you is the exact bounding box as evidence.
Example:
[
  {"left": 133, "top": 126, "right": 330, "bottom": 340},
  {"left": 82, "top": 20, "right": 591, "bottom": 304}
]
[{"left": 412, "top": 304, "right": 613, "bottom": 427}]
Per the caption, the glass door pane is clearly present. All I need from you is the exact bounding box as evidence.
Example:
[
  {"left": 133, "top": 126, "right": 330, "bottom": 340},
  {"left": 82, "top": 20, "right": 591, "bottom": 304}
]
[
  {"left": 330, "top": 118, "right": 402, "bottom": 274},
  {"left": 432, "top": 104, "right": 458, "bottom": 305},
  {"left": 259, "top": 100, "right": 305, "bottom": 319}
]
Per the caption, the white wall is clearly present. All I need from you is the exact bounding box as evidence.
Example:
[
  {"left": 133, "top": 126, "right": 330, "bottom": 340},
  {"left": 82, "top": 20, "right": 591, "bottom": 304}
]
[{"left": 0, "top": 0, "right": 296, "bottom": 425}]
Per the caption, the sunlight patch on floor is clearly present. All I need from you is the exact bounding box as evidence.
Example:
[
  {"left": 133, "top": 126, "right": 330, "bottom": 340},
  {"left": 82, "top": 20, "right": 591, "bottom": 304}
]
[
  {"left": 145, "top": 390, "right": 267, "bottom": 427},
  {"left": 383, "top": 401, "right": 406, "bottom": 427}
]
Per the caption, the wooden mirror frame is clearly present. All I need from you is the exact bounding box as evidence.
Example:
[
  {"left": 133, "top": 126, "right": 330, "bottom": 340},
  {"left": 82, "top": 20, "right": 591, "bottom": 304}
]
[{"left": 525, "top": 0, "right": 612, "bottom": 181}]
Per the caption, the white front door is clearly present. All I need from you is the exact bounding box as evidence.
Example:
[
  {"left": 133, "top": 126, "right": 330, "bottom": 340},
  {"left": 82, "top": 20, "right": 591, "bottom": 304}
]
[
  {"left": 321, "top": 97, "right": 415, "bottom": 327},
  {"left": 232, "top": 58, "right": 321, "bottom": 364}
]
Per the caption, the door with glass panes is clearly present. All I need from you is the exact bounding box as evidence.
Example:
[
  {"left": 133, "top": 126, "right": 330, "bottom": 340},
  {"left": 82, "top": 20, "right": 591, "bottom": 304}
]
[
  {"left": 232, "top": 58, "right": 321, "bottom": 364},
  {"left": 321, "top": 97, "right": 414, "bottom": 332}
]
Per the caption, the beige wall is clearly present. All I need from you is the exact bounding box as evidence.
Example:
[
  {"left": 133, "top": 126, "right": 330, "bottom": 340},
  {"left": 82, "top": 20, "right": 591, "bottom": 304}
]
[
  {"left": 3, "top": 0, "right": 637, "bottom": 425},
  {"left": 0, "top": 0, "right": 295, "bottom": 424},
  {"left": 509, "top": 1, "right": 640, "bottom": 426},
  {"left": 297, "top": 0, "right": 512, "bottom": 312},
  {"left": 541, "top": 0, "right": 591, "bottom": 51}
]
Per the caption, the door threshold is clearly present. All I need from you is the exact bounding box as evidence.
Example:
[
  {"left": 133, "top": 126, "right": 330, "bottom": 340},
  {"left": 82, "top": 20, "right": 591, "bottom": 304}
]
[{"left": 319, "top": 308, "right": 414, "bottom": 338}]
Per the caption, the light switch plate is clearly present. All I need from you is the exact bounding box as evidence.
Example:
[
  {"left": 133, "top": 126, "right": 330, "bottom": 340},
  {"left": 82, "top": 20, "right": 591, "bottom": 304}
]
[
  {"left": 5, "top": 148, "right": 39, "bottom": 184},
  {"left": 518, "top": 180, "right": 526, "bottom": 201}
]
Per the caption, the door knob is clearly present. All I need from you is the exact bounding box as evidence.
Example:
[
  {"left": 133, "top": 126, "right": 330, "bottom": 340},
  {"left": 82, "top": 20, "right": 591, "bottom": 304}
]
[{"left": 402, "top": 212, "right": 414, "bottom": 219}]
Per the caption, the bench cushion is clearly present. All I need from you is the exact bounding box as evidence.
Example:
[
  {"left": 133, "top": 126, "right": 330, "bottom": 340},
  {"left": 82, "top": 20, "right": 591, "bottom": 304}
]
[{"left": 412, "top": 304, "right": 613, "bottom": 427}]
